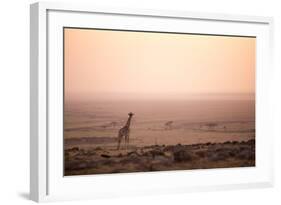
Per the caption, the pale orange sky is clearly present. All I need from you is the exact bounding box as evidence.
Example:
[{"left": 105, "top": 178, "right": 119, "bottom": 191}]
[{"left": 64, "top": 28, "right": 255, "bottom": 99}]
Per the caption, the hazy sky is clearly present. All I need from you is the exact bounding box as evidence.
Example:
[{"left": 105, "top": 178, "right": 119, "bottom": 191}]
[{"left": 64, "top": 28, "right": 255, "bottom": 99}]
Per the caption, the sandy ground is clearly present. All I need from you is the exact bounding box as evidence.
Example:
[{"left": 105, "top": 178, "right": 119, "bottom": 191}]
[{"left": 64, "top": 139, "right": 255, "bottom": 176}]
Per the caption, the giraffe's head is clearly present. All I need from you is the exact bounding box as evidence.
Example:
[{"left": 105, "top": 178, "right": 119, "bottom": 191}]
[{"left": 128, "top": 112, "right": 134, "bottom": 117}]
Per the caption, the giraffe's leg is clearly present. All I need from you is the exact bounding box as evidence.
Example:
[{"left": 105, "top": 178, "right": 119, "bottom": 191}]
[
  {"left": 127, "top": 135, "right": 130, "bottom": 149},
  {"left": 124, "top": 135, "right": 127, "bottom": 150},
  {"left": 125, "top": 134, "right": 129, "bottom": 150},
  {"left": 127, "top": 130, "right": 130, "bottom": 149},
  {"left": 117, "top": 138, "right": 121, "bottom": 150},
  {"left": 117, "top": 133, "right": 122, "bottom": 150}
]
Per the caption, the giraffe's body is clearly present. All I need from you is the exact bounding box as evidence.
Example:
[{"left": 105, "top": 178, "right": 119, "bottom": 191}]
[{"left": 117, "top": 112, "right": 134, "bottom": 150}]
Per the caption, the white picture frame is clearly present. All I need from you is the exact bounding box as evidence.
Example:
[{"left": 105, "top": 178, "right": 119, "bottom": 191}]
[{"left": 30, "top": 1, "right": 274, "bottom": 202}]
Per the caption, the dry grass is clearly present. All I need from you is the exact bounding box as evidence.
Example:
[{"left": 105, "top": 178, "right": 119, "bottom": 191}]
[{"left": 64, "top": 139, "right": 255, "bottom": 176}]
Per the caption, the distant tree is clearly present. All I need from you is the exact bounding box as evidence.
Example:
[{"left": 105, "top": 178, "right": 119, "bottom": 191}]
[
  {"left": 205, "top": 123, "right": 218, "bottom": 129},
  {"left": 165, "top": 121, "right": 173, "bottom": 130},
  {"left": 100, "top": 124, "right": 108, "bottom": 129},
  {"left": 110, "top": 121, "right": 118, "bottom": 128},
  {"left": 101, "top": 121, "right": 118, "bottom": 129}
]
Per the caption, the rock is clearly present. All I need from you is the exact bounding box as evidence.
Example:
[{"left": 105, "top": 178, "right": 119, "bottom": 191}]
[
  {"left": 83, "top": 150, "right": 96, "bottom": 156},
  {"left": 163, "top": 151, "right": 173, "bottom": 158},
  {"left": 127, "top": 151, "right": 140, "bottom": 157},
  {"left": 67, "top": 147, "right": 79, "bottom": 152},
  {"left": 152, "top": 155, "right": 172, "bottom": 164},
  {"left": 101, "top": 154, "right": 111, "bottom": 158},
  {"left": 163, "top": 145, "right": 173, "bottom": 152},
  {"left": 78, "top": 149, "right": 87, "bottom": 155}
]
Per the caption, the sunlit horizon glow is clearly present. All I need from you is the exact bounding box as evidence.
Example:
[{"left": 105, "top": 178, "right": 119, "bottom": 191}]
[{"left": 64, "top": 28, "right": 255, "bottom": 100}]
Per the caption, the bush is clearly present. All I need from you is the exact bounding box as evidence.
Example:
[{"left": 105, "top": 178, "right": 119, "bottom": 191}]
[{"left": 173, "top": 149, "right": 193, "bottom": 162}]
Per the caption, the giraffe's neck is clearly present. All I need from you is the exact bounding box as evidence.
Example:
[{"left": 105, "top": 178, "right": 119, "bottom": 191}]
[{"left": 125, "top": 116, "right": 132, "bottom": 128}]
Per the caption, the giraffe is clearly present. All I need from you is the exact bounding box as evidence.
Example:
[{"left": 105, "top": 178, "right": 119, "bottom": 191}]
[{"left": 117, "top": 112, "right": 134, "bottom": 150}]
